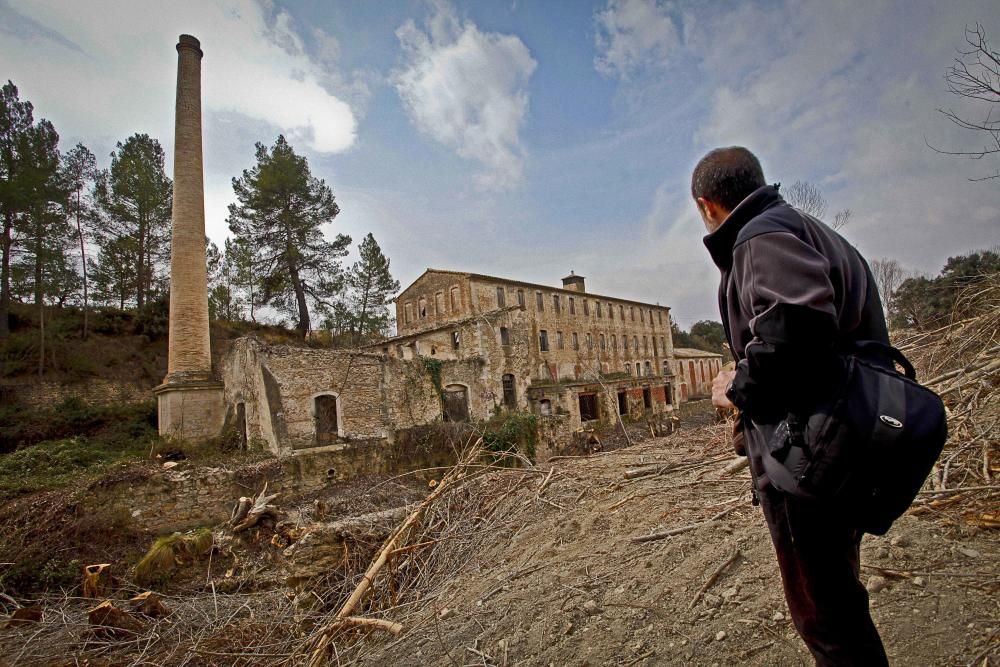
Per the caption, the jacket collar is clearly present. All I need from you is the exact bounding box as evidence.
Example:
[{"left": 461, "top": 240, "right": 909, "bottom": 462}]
[{"left": 703, "top": 184, "right": 784, "bottom": 270}]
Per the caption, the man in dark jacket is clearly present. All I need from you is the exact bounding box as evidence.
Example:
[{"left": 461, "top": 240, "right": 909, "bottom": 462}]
[{"left": 693, "top": 146, "right": 890, "bottom": 666}]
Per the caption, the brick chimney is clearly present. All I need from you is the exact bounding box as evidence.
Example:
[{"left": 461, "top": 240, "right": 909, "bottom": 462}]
[
  {"left": 154, "top": 35, "right": 224, "bottom": 440},
  {"left": 562, "top": 271, "right": 586, "bottom": 293}
]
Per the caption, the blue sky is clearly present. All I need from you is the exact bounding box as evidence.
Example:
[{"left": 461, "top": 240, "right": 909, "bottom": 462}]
[{"left": 2, "top": 0, "right": 998, "bottom": 327}]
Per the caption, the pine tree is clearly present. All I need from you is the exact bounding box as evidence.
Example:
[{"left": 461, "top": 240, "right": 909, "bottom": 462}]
[
  {"left": 92, "top": 134, "right": 172, "bottom": 309},
  {"left": 63, "top": 143, "right": 97, "bottom": 337},
  {"left": 90, "top": 237, "right": 138, "bottom": 310},
  {"left": 227, "top": 135, "right": 349, "bottom": 336},
  {"left": 346, "top": 233, "right": 399, "bottom": 344},
  {"left": 207, "top": 238, "right": 244, "bottom": 321}
]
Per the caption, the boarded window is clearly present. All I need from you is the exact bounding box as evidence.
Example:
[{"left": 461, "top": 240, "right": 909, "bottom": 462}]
[
  {"left": 404, "top": 302, "right": 413, "bottom": 324},
  {"left": 497, "top": 287, "right": 506, "bottom": 307},
  {"left": 500, "top": 327, "right": 510, "bottom": 346},
  {"left": 553, "top": 294, "right": 561, "bottom": 314},
  {"left": 586, "top": 333, "right": 593, "bottom": 350},
  {"left": 443, "top": 385, "right": 470, "bottom": 422},
  {"left": 450, "top": 286, "right": 460, "bottom": 310},
  {"left": 557, "top": 331, "right": 564, "bottom": 349},
  {"left": 536, "top": 291, "right": 544, "bottom": 311},
  {"left": 583, "top": 300, "right": 590, "bottom": 316},
  {"left": 435, "top": 291, "right": 444, "bottom": 315},
  {"left": 502, "top": 374, "right": 516, "bottom": 408},
  {"left": 643, "top": 387, "right": 652, "bottom": 409},
  {"left": 579, "top": 393, "right": 599, "bottom": 422},
  {"left": 539, "top": 399, "right": 552, "bottom": 416},
  {"left": 315, "top": 395, "right": 339, "bottom": 445},
  {"left": 617, "top": 391, "right": 628, "bottom": 416},
  {"left": 517, "top": 289, "right": 525, "bottom": 307},
  {"left": 569, "top": 297, "right": 575, "bottom": 315},
  {"left": 539, "top": 330, "right": 549, "bottom": 352}
]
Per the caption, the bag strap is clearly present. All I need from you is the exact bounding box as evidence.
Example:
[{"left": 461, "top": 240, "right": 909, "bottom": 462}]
[{"left": 846, "top": 340, "right": 917, "bottom": 381}]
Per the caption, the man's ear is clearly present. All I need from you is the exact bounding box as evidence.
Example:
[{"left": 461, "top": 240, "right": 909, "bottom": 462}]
[{"left": 696, "top": 197, "right": 714, "bottom": 219}]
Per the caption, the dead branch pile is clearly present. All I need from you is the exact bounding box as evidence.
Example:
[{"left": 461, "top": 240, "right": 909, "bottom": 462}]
[{"left": 896, "top": 273, "right": 1000, "bottom": 529}]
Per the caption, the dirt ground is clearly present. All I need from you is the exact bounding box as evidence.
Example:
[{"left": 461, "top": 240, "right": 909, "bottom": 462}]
[{"left": 348, "top": 417, "right": 999, "bottom": 667}]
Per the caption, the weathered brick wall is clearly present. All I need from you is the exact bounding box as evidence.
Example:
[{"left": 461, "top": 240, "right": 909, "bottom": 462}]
[
  {"left": 1, "top": 380, "right": 151, "bottom": 410},
  {"left": 396, "top": 271, "right": 473, "bottom": 334}
]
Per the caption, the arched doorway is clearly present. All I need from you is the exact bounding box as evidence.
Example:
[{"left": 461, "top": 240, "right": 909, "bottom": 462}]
[{"left": 443, "top": 384, "right": 470, "bottom": 422}]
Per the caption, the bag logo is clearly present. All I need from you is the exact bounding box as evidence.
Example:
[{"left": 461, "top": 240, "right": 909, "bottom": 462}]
[{"left": 879, "top": 415, "right": 903, "bottom": 429}]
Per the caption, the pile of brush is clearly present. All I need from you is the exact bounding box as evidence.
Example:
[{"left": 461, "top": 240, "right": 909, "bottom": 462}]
[{"left": 897, "top": 272, "right": 1000, "bottom": 529}]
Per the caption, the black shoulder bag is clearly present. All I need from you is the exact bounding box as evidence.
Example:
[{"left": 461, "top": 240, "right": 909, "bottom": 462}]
[{"left": 759, "top": 341, "right": 948, "bottom": 535}]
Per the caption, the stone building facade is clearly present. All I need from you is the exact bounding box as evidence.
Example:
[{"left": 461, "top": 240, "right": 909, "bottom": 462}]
[{"left": 672, "top": 348, "right": 724, "bottom": 400}]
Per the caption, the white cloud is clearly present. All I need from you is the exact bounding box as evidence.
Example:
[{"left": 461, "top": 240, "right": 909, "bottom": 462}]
[
  {"left": 393, "top": 1, "right": 537, "bottom": 190},
  {"left": 594, "top": 0, "right": 680, "bottom": 79},
  {"left": 1, "top": 0, "right": 358, "bottom": 154}
]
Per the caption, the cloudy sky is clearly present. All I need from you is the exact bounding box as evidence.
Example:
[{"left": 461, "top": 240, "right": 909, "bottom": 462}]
[{"left": 2, "top": 0, "right": 998, "bottom": 327}]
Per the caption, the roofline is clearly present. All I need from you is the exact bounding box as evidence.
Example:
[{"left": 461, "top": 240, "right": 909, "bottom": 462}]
[{"left": 394, "top": 268, "right": 672, "bottom": 311}]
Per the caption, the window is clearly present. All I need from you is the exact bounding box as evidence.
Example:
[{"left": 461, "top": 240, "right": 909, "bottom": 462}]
[
  {"left": 500, "top": 327, "right": 510, "bottom": 346},
  {"left": 626, "top": 363, "right": 632, "bottom": 375},
  {"left": 640, "top": 309, "right": 644, "bottom": 323},
  {"left": 579, "top": 393, "right": 599, "bottom": 421},
  {"left": 517, "top": 289, "right": 525, "bottom": 307},
  {"left": 599, "top": 334, "right": 606, "bottom": 350},
  {"left": 583, "top": 300, "right": 590, "bottom": 316},
  {"left": 452, "top": 331, "right": 460, "bottom": 350},
  {"left": 586, "top": 333, "right": 593, "bottom": 350},
  {"left": 649, "top": 309, "right": 654, "bottom": 325},
  {"left": 611, "top": 334, "right": 617, "bottom": 350},
  {"left": 404, "top": 302, "right": 413, "bottom": 324},
  {"left": 496, "top": 287, "right": 506, "bottom": 307},
  {"left": 539, "top": 330, "right": 549, "bottom": 352},
  {"left": 572, "top": 332, "right": 579, "bottom": 350},
  {"left": 314, "top": 394, "right": 339, "bottom": 445},
  {"left": 643, "top": 336, "right": 648, "bottom": 354},
  {"left": 597, "top": 302, "right": 602, "bottom": 318},
  {"left": 633, "top": 335, "right": 639, "bottom": 351},
  {"left": 435, "top": 291, "right": 444, "bottom": 315},
  {"left": 619, "top": 305, "right": 625, "bottom": 319},
  {"left": 557, "top": 331, "right": 564, "bottom": 349},
  {"left": 623, "top": 336, "right": 629, "bottom": 351},
  {"left": 658, "top": 311, "right": 663, "bottom": 325},
  {"left": 662, "top": 360, "right": 670, "bottom": 376},
  {"left": 664, "top": 383, "right": 672, "bottom": 405},
  {"left": 419, "top": 297, "right": 427, "bottom": 318},
  {"left": 443, "top": 384, "right": 470, "bottom": 422},
  {"left": 645, "top": 361, "right": 652, "bottom": 377},
  {"left": 653, "top": 337, "right": 658, "bottom": 355},
  {"left": 536, "top": 291, "right": 544, "bottom": 311},
  {"left": 617, "top": 391, "right": 628, "bottom": 416},
  {"left": 661, "top": 337, "right": 666, "bottom": 353},
  {"left": 643, "top": 387, "right": 652, "bottom": 409},
  {"left": 636, "top": 362, "right": 641, "bottom": 376},
  {"left": 569, "top": 297, "right": 576, "bottom": 315},
  {"left": 630, "top": 307, "right": 635, "bottom": 321},
  {"left": 553, "top": 294, "right": 561, "bottom": 314},
  {"left": 502, "top": 374, "right": 516, "bottom": 408},
  {"left": 609, "top": 303, "right": 614, "bottom": 320},
  {"left": 450, "top": 286, "right": 460, "bottom": 310},
  {"left": 539, "top": 399, "right": 552, "bottom": 416}
]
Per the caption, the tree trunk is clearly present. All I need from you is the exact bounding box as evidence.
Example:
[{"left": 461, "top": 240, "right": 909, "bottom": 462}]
[
  {"left": 290, "top": 262, "right": 310, "bottom": 337},
  {"left": 0, "top": 210, "right": 12, "bottom": 338},
  {"left": 34, "top": 211, "right": 44, "bottom": 377},
  {"left": 76, "top": 189, "right": 89, "bottom": 339}
]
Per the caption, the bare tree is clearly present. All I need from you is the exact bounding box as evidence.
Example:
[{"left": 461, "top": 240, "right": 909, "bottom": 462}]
[
  {"left": 832, "top": 208, "right": 852, "bottom": 231},
  {"left": 784, "top": 180, "right": 827, "bottom": 218},
  {"left": 928, "top": 23, "right": 1000, "bottom": 181},
  {"left": 870, "top": 258, "right": 906, "bottom": 316}
]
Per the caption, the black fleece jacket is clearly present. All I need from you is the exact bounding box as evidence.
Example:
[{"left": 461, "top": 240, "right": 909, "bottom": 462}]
[{"left": 703, "top": 185, "right": 889, "bottom": 421}]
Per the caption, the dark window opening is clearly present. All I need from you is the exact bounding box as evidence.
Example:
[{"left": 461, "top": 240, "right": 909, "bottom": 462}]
[
  {"left": 640, "top": 309, "right": 645, "bottom": 323},
  {"left": 497, "top": 287, "right": 506, "bottom": 307},
  {"left": 636, "top": 362, "right": 641, "bottom": 376},
  {"left": 599, "top": 334, "right": 606, "bottom": 350},
  {"left": 620, "top": 305, "right": 625, "bottom": 319},
  {"left": 586, "top": 333, "right": 593, "bottom": 350},
  {"left": 645, "top": 361, "right": 652, "bottom": 376},
  {"left": 419, "top": 297, "right": 427, "bottom": 318},
  {"left": 443, "top": 385, "right": 470, "bottom": 422},
  {"left": 579, "top": 393, "right": 599, "bottom": 422},
  {"left": 664, "top": 383, "right": 672, "bottom": 405},
  {"left": 539, "top": 399, "right": 552, "bottom": 416},
  {"left": 539, "top": 330, "right": 549, "bottom": 352},
  {"left": 569, "top": 297, "right": 576, "bottom": 314},
  {"left": 643, "top": 387, "right": 652, "bottom": 410},
  {"left": 597, "top": 302, "right": 602, "bottom": 318},
  {"left": 608, "top": 302, "right": 614, "bottom": 320},
  {"left": 617, "top": 391, "right": 628, "bottom": 416},
  {"left": 536, "top": 291, "right": 544, "bottom": 311},
  {"left": 502, "top": 374, "right": 516, "bottom": 408},
  {"left": 500, "top": 327, "right": 510, "bottom": 346},
  {"left": 583, "top": 300, "right": 590, "bottom": 316},
  {"left": 315, "top": 395, "right": 339, "bottom": 446},
  {"left": 452, "top": 331, "right": 460, "bottom": 350},
  {"left": 572, "top": 332, "right": 579, "bottom": 350},
  {"left": 517, "top": 289, "right": 525, "bottom": 307},
  {"left": 553, "top": 294, "right": 561, "bottom": 314}
]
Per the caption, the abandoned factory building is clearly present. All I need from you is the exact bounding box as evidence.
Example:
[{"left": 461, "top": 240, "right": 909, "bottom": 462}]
[{"left": 223, "top": 269, "right": 691, "bottom": 457}]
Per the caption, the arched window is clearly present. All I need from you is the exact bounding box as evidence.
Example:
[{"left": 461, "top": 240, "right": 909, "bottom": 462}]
[{"left": 314, "top": 393, "right": 341, "bottom": 445}]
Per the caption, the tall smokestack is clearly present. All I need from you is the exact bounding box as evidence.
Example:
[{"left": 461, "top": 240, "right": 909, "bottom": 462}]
[{"left": 154, "top": 34, "right": 224, "bottom": 439}]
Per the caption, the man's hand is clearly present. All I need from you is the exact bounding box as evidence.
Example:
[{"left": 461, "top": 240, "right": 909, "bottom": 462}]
[{"left": 712, "top": 370, "right": 737, "bottom": 410}]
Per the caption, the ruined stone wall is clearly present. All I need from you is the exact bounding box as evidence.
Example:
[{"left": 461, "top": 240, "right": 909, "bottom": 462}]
[
  {"left": 1, "top": 380, "right": 151, "bottom": 410},
  {"left": 673, "top": 354, "right": 722, "bottom": 399},
  {"left": 396, "top": 271, "right": 473, "bottom": 334}
]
